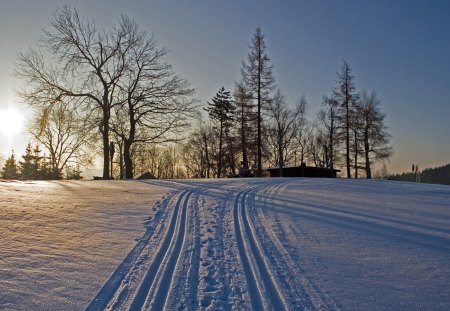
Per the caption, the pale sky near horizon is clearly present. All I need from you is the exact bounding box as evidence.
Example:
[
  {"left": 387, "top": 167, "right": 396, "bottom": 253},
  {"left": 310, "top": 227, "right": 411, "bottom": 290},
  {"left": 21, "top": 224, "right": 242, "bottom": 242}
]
[{"left": 1, "top": 0, "right": 449, "bottom": 174}]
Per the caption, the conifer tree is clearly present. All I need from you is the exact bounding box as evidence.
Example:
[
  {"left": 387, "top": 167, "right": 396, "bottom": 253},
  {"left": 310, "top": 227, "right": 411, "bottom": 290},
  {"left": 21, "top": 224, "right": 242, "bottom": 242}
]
[
  {"left": 205, "top": 87, "right": 235, "bottom": 178},
  {"left": 1, "top": 151, "right": 19, "bottom": 179},
  {"left": 19, "top": 143, "right": 38, "bottom": 179},
  {"left": 333, "top": 60, "right": 358, "bottom": 178},
  {"left": 241, "top": 27, "right": 275, "bottom": 176}
]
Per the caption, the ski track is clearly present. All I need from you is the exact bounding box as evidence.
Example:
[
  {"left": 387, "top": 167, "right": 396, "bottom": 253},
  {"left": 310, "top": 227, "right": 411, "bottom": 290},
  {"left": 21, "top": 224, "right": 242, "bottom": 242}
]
[
  {"left": 131, "top": 190, "right": 192, "bottom": 310},
  {"left": 254, "top": 182, "right": 338, "bottom": 310},
  {"left": 86, "top": 180, "right": 337, "bottom": 310}
]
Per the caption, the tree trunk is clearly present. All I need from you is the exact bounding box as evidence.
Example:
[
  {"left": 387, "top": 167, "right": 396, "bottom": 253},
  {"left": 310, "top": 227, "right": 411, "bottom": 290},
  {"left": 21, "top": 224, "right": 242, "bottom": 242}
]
[
  {"left": 330, "top": 119, "right": 334, "bottom": 170},
  {"left": 278, "top": 131, "right": 283, "bottom": 177},
  {"left": 241, "top": 108, "right": 249, "bottom": 170},
  {"left": 119, "top": 141, "right": 124, "bottom": 180},
  {"left": 354, "top": 132, "right": 359, "bottom": 179},
  {"left": 203, "top": 133, "right": 210, "bottom": 178},
  {"left": 365, "top": 129, "right": 372, "bottom": 179},
  {"left": 102, "top": 115, "right": 110, "bottom": 180},
  {"left": 256, "top": 38, "right": 262, "bottom": 177},
  {"left": 124, "top": 140, "right": 133, "bottom": 179},
  {"left": 218, "top": 122, "right": 223, "bottom": 178},
  {"left": 345, "top": 94, "right": 351, "bottom": 178}
]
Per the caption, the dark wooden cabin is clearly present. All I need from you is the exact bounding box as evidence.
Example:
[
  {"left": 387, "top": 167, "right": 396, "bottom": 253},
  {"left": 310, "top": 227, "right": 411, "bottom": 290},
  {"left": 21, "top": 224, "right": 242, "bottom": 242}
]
[{"left": 267, "top": 163, "right": 339, "bottom": 178}]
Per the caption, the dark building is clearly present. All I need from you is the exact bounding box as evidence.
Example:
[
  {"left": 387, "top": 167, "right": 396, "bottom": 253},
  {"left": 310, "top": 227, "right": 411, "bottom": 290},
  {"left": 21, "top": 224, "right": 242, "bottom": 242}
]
[{"left": 267, "top": 163, "right": 339, "bottom": 178}]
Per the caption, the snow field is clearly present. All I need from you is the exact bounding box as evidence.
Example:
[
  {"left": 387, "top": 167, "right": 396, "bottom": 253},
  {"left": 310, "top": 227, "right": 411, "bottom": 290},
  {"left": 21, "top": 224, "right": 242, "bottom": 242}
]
[
  {"left": 0, "top": 180, "right": 171, "bottom": 311},
  {"left": 1, "top": 178, "right": 449, "bottom": 310}
]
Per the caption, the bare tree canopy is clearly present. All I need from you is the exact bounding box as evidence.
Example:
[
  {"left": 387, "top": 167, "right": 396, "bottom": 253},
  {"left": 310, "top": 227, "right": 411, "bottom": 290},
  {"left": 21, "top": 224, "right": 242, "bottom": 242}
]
[
  {"left": 15, "top": 5, "right": 195, "bottom": 179},
  {"left": 357, "top": 90, "right": 393, "bottom": 178},
  {"left": 266, "top": 90, "right": 306, "bottom": 175}
]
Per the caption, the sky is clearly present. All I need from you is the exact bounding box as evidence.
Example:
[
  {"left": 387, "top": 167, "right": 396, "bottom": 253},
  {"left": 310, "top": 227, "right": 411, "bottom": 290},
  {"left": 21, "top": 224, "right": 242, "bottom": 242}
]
[{"left": 0, "top": 0, "right": 449, "bottom": 174}]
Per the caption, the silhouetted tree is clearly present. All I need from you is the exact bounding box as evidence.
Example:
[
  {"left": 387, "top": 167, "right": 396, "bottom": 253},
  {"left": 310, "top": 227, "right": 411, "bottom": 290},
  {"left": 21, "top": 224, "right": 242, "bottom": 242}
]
[
  {"left": 110, "top": 20, "right": 195, "bottom": 178},
  {"left": 241, "top": 27, "right": 275, "bottom": 176},
  {"left": 358, "top": 90, "right": 392, "bottom": 178},
  {"left": 266, "top": 90, "right": 306, "bottom": 176},
  {"left": 205, "top": 87, "right": 235, "bottom": 178},
  {"left": 16, "top": 6, "right": 184, "bottom": 179},
  {"left": 317, "top": 95, "right": 341, "bottom": 170},
  {"left": 333, "top": 60, "right": 358, "bottom": 178},
  {"left": 234, "top": 82, "right": 255, "bottom": 174}
]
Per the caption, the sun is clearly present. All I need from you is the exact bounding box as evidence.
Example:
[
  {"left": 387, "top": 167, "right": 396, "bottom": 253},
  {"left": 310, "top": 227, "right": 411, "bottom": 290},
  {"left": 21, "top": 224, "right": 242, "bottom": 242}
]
[{"left": 0, "top": 107, "right": 25, "bottom": 139}]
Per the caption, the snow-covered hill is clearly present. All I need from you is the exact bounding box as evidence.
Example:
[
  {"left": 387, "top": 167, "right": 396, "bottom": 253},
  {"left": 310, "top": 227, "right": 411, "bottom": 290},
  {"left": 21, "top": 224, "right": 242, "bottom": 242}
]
[{"left": 1, "top": 178, "right": 449, "bottom": 310}]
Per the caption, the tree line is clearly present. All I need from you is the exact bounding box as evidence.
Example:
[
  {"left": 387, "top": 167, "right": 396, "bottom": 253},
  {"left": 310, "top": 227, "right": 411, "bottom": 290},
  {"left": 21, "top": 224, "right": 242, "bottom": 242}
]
[
  {"left": 3, "top": 6, "right": 392, "bottom": 180},
  {"left": 388, "top": 164, "right": 450, "bottom": 185},
  {"left": 185, "top": 30, "right": 392, "bottom": 179},
  {"left": 1, "top": 143, "right": 82, "bottom": 180}
]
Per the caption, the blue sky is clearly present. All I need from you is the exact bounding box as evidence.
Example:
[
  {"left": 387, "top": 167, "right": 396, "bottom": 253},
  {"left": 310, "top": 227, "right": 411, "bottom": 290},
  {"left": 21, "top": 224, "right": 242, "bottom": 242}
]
[{"left": 1, "top": 0, "right": 449, "bottom": 173}]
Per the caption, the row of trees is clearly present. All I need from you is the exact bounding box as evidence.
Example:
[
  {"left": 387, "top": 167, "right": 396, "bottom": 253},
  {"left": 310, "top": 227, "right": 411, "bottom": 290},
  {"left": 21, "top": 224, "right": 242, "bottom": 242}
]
[
  {"left": 388, "top": 164, "right": 450, "bottom": 185},
  {"left": 11, "top": 6, "right": 392, "bottom": 180},
  {"left": 1, "top": 144, "right": 82, "bottom": 180},
  {"left": 184, "top": 31, "right": 392, "bottom": 179}
]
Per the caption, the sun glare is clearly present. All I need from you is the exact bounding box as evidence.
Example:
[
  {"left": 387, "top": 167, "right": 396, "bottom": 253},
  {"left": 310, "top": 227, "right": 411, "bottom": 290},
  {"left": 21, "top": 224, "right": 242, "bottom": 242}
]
[{"left": 0, "top": 107, "right": 25, "bottom": 139}]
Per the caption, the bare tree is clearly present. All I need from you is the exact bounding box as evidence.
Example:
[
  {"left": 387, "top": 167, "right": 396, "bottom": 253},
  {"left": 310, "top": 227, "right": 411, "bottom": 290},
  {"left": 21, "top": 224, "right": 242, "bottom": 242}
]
[
  {"left": 317, "top": 95, "right": 340, "bottom": 170},
  {"left": 233, "top": 82, "right": 255, "bottom": 174},
  {"left": 28, "top": 98, "right": 95, "bottom": 176},
  {"left": 183, "top": 121, "right": 216, "bottom": 178},
  {"left": 15, "top": 6, "right": 194, "bottom": 179},
  {"left": 111, "top": 18, "right": 195, "bottom": 178},
  {"left": 15, "top": 6, "right": 135, "bottom": 178},
  {"left": 295, "top": 123, "right": 314, "bottom": 166},
  {"left": 308, "top": 129, "right": 328, "bottom": 168},
  {"left": 358, "top": 90, "right": 393, "bottom": 178},
  {"left": 266, "top": 90, "right": 306, "bottom": 176},
  {"left": 241, "top": 27, "right": 275, "bottom": 176}
]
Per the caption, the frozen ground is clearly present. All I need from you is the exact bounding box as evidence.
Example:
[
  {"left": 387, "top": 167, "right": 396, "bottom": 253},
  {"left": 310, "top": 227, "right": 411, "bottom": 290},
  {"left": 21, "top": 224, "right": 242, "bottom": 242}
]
[{"left": 0, "top": 178, "right": 449, "bottom": 310}]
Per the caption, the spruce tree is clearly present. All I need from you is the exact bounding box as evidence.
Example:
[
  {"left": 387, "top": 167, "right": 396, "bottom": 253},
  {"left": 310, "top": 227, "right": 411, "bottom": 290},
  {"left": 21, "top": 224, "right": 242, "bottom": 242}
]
[
  {"left": 1, "top": 151, "right": 19, "bottom": 179},
  {"left": 205, "top": 87, "right": 235, "bottom": 178},
  {"left": 19, "top": 143, "right": 37, "bottom": 179}
]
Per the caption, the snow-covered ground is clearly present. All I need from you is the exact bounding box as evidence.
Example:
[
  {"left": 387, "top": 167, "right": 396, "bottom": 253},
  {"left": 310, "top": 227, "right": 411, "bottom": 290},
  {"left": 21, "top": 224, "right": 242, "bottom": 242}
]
[{"left": 1, "top": 178, "right": 449, "bottom": 310}]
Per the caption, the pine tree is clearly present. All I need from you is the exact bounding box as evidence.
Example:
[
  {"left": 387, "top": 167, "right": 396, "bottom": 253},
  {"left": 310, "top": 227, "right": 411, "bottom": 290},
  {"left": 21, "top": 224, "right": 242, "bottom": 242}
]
[
  {"left": 19, "top": 143, "right": 37, "bottom": 179},
  {"left": 205, "top": 87, "right": 235, "bottom": 178},
  {"left": 241, "top": 27, "right": 275, "bottom": 176},
  {"left": 1, "top": 151, "right": 19, "bottom": 179}
]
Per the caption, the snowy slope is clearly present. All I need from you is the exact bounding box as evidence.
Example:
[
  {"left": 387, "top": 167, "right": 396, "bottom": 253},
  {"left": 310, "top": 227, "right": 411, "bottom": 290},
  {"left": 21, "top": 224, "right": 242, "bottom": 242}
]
[{"left": 1, "top": 178, "right": 449, "bottom": 310}]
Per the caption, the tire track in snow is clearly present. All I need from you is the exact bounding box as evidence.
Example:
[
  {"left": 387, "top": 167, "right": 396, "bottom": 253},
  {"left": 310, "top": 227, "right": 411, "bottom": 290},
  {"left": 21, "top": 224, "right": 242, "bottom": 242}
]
[
  {"left": 233, "top": 189, "right": 286, "bottom": 310},
  {"left": 129, "top": 189, "right": 192, "bottom": 310}
]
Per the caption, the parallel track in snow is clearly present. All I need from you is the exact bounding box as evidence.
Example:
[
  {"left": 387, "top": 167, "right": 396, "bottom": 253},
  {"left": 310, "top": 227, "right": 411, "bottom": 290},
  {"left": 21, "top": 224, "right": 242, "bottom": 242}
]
[
  {"left": 86, "top": 189, "right": 193, "bottom": 311},
  {"left": 233, "top": 190, "right": 287, "bottom": 310},
  {"left": 129, "top": 190, "right": 192, "bottom": 310},
  {"left": 86, "top": 180, "right": 327, "bottom": 310}
]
